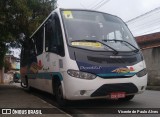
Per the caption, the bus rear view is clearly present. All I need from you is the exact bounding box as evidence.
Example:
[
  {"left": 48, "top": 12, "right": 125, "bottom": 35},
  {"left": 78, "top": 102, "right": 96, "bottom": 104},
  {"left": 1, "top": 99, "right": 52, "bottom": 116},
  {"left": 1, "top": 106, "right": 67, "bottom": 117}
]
[{"left": 61, "top": 9, "right": 147, "bottom": 101}]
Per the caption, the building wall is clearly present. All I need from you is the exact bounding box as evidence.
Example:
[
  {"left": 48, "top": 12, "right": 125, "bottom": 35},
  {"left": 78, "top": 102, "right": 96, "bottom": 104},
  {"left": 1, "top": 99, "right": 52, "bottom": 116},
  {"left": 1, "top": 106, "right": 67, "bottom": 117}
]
[
  {"left": 5, "top": 55, "right": 20, "bottom": 70},
  {"left": 142, "top": 47, "right": 160, "bottom": 86}
]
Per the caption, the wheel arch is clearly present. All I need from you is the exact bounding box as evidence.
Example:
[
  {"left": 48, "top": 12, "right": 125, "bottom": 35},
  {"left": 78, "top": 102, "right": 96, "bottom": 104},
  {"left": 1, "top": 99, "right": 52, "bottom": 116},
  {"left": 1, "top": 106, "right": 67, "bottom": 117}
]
[{"left": 52, "top": 75, "right": 66, "bottom": 99}]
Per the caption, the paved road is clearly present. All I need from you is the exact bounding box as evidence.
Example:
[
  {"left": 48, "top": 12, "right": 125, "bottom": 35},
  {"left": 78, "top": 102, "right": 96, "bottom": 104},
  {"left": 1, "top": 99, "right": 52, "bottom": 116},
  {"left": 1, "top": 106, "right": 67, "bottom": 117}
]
[
  {"left": 27, "top": 85, "right": 160, "bottom": 117},
  {"left": 4, "top": 83, "right": 160, "bottom": 117},
  {"left": 0, "top": 84, "right": 71, "bottom": 117}
]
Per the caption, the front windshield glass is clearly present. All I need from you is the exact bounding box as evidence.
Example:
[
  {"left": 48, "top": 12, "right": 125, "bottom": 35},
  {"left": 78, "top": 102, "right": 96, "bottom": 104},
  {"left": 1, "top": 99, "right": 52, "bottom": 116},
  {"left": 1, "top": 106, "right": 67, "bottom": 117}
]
[{"left": 61, "top": 10, "right": 139, "bottom": 52}]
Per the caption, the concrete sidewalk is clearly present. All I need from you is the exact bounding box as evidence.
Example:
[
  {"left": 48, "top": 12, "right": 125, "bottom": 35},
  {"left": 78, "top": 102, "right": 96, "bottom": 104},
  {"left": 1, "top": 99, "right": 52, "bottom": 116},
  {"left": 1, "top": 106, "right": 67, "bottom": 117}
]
[{"left": 0, "top": 84, "right": 71, "bottom": 117}]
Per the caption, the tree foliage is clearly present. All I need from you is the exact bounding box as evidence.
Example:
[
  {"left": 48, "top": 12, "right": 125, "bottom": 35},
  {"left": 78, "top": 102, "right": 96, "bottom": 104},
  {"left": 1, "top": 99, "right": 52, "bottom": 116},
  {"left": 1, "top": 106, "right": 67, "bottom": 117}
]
[{"left": 0, "top": 0, "right": 55, "bottom": 68}]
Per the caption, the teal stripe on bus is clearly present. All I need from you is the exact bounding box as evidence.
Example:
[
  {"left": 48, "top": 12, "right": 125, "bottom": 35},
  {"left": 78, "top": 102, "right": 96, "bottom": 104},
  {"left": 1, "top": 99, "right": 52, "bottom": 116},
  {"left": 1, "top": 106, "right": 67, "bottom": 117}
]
[
  {"left": 27, "top": 72, "right": 63, "bottom": 81},
  {"left": 97, "top": 73, "right": 136, "bottom": 77}
]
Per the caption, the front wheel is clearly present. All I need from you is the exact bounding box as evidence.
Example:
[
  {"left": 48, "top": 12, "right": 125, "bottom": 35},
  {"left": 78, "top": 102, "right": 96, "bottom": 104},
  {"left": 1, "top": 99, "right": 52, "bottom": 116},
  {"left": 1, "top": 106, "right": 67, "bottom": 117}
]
[
  {"left": 118, "top": 95, "right": 135, "bottom": 102},
  {"left": 55, "top": 83, "right": 68, "bottom": 107}
]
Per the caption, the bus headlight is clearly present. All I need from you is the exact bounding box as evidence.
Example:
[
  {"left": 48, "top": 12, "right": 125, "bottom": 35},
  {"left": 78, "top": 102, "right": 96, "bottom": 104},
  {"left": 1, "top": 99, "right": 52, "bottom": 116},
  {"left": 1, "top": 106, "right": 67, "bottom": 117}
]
[
  {"left": 67, "top": 70, "right": 96, "bottom": 80},
  {"left": 136, "top": 68, "right": 147, "bottom": 77}
]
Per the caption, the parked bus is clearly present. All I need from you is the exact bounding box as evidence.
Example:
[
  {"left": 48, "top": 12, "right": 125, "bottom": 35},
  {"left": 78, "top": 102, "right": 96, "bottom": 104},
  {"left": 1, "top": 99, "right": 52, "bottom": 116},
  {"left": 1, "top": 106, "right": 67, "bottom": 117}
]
[{"left": 20, "top": 8, "right": 148, "bottom": 106}]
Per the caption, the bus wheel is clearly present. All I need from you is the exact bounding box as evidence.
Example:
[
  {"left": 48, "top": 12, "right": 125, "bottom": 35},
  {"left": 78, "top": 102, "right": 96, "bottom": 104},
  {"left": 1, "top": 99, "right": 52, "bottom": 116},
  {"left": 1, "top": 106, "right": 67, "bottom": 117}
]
[
  {"left": 21, "top": 77, "right": 28, "bottom": 88},
  {"left": 55, "top": 82, "right": 67, "bottom": 107},
  {"left": 21, "top": 77, "right": 31, "bottom": 91},
  {"left": 118, "top": 95, "right": 135, "bottom": 102}
]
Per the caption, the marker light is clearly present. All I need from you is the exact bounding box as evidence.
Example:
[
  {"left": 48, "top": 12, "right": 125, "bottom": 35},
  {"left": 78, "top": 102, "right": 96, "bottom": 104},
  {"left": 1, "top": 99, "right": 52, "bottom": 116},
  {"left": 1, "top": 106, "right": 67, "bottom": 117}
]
[{"left": 136, "top": 68, "right": 147, "bottom": 77}]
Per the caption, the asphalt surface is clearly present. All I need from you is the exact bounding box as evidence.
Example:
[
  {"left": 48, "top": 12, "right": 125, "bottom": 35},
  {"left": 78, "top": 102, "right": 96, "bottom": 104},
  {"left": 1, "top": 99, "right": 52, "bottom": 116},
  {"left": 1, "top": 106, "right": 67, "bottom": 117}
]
[
  {"left": 25, "top": 85, "right": 160, "bottom": 117},
  {"left": 0, "top": 84, "right": 71, "bottom": 117},
  {"left": 1, "top": 83, "right": 160, "bottom": 117}
]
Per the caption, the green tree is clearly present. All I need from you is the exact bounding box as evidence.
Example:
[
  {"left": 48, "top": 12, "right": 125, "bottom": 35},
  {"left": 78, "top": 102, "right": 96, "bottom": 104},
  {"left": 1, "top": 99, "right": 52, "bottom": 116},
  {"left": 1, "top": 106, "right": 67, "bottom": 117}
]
[{"left": 0, "top": 0, "right": 55, "bottom": 68}]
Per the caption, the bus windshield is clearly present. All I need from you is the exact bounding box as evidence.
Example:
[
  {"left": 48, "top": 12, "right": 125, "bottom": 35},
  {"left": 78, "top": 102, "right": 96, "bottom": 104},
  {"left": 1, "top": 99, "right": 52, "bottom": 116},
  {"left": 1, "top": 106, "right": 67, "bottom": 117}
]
[{"left": 61, "top": 10, "right": 139, "bottom": 52}]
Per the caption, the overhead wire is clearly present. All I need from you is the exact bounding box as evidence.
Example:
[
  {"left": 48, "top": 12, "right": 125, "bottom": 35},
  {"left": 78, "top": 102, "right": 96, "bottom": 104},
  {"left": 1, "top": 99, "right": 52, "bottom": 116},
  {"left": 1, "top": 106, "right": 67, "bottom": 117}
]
[
  {"left": 88, "top": 0, "right": 100, "bottom": 9},
  {"left": 126, "top": 7, "right": 160, "bottom": 36},
  {"left": 91, "top": 0, "right": 106, "bottom": 10},
  {"left": 77, "top": 0, "right": 111, "bottom": 10},
  {"left": 134, "top": 26, "right": 160, "bottom": 36},
  {"left": 128, "top": 10, "right": 160, "bottom": 27},
  {"left": 127, "top": 10, "right": 160, "bottom": 25},
  {"left": 94, "top": 0, "right": 111, "bottom": 10},
  {"left": 126, "top": 6, "right": 160, "bottom": 24},
  {"left": 130, "top": 19, "right": 160, "bottom": 31},
  {"left": 80, "top": 2, "right": 86, "bottom": 9},
  {"left": 90, "top": 0, "right": 110, "bottom": 10}
]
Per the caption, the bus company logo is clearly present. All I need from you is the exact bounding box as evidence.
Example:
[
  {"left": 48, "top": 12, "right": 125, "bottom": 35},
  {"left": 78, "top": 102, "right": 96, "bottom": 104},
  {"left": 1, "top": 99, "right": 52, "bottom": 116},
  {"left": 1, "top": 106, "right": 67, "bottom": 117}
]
[
  {"left": 80, "top": 66, "right": 102, "bottom": 70},
  {"left": 112, "top": 67, "right": 135, "bottom": 74},
  {"left": 112, "top": 68, "right": 130, "bottom": 74}
]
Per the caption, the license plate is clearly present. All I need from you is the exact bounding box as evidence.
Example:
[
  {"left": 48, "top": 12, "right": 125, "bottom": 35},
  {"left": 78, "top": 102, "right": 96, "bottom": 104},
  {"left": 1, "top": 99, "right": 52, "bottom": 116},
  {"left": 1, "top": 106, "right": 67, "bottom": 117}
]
[{"left": 110, "top": 92, "right": 126, "bottom": 99}]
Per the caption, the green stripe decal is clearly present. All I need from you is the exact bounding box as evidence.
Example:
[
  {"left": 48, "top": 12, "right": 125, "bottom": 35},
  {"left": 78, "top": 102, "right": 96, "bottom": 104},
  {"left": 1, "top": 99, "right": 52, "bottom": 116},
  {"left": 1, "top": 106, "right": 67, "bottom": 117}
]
[{"left": 98, "top": 73, "right": 136, "bottom": 77}]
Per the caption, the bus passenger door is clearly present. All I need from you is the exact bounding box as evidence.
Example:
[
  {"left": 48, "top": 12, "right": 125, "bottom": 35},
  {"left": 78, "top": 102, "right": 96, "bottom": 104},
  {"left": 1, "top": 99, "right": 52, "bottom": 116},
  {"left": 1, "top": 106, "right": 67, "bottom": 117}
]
[
  {"left": 32, "top": 27, "right": 44, "bottom": 89},
  {"left": 44, "top": 14, "right": 64, "bottom": 93},
  {"left": 44, "top": 13, "right": 65, "bottom": 93}
]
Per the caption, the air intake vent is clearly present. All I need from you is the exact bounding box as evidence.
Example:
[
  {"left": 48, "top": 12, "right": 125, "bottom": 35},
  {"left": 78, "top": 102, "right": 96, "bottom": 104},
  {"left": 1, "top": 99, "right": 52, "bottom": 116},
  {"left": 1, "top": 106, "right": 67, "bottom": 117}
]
[{"left": 87, "top": 56, "right": 137, "bottom": 64}]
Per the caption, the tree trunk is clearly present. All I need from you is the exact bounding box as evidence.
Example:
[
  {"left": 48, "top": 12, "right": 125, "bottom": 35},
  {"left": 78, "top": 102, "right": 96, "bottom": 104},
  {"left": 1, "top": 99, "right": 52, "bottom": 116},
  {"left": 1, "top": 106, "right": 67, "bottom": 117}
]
[
  {"left": 0, "top": 68, "right": 4, "bottom": 84},
  {"left": 0, "top": 69, "right": 2, "bottom": 83}
]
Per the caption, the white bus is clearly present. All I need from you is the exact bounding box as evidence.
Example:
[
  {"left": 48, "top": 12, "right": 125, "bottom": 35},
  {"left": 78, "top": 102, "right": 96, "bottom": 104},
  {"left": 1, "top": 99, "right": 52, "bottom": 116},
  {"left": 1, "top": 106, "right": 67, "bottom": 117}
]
[{"left": 20, "top": 8, "right": 148, "bottom": 106}]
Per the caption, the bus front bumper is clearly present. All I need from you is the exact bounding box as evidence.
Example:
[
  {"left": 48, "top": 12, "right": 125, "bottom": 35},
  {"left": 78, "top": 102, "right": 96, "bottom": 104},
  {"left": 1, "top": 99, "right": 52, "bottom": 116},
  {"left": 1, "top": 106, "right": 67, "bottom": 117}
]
[{"left": 62, "top": 73, "right": 148, "bottom": 100}]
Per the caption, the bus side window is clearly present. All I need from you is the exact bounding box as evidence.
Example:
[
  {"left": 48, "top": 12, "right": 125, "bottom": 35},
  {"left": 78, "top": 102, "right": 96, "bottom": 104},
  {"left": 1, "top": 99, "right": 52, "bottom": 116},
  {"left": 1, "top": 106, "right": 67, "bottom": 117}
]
[
  {"left": 45, "top": 14, "right": 64, "bottom": 56},
  {"left": 55, "top": 15, "right": 65, "bottom": 56},
  {"left": 45, "top": 18, "right": 55, "bottom": 52},
  {"left": 34, "top": 27, "right": 44, "bottom": 55}
]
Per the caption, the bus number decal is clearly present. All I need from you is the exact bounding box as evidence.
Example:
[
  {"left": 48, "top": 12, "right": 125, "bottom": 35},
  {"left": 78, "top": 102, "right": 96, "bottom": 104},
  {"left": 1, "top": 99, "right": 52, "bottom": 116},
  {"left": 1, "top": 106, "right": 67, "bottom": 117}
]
[{"left": 63, "top": 11, "right": 73, "bottom": 19}]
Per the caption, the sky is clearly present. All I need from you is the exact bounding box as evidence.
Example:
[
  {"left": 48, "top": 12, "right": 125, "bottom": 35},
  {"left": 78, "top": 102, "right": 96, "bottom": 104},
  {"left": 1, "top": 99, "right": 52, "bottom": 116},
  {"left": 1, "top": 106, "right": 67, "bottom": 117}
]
[
  {"left": 13, "top": 0, "right": 160, "bottom": 58},
  {"left": 57, "top": 0, "right": 160, "bottom": 21}
]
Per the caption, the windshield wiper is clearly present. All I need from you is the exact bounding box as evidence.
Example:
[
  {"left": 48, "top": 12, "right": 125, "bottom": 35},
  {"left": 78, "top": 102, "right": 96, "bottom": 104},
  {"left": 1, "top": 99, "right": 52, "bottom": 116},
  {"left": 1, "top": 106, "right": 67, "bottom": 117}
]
[
  {"left": 71, "top": 39, "right": 118, "bottom": 55},
  {"left": 102, "top": 39, "right": 139, "bottom": 53}
]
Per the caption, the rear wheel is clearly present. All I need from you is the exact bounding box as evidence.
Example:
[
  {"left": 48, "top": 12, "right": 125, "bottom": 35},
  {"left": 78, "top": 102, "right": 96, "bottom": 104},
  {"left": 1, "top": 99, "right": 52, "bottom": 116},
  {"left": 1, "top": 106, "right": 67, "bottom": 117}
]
[
  {"left": 21, "top": 76, "right": 31, "bottom": 91},
  {"left": 21, "top": 76, "right": 28, "bottom": 88},
  {"left": 118, "top": 95, "right": 135, "bottom": 101}
]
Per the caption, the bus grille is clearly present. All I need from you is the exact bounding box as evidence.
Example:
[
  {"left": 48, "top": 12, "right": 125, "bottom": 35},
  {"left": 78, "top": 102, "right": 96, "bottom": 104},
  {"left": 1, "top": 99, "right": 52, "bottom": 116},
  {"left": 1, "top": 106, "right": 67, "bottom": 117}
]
[
  {"left": 87, "top": 56, "right": 137, "bottom": 64},
  {"left": 91, "top": 83, "right": 138, "bottom": 97}
]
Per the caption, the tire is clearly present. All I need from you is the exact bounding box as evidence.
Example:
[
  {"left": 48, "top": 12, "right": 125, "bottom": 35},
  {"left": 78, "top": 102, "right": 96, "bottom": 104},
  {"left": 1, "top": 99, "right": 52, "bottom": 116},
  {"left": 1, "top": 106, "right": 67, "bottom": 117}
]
[
  {"left": 21, "top": 77, "right": 31, "bottom": 91},
  {"left": 21, "top": 77, "right": 28, "bottom": 88},
  {"left": 118, "top": 95, "right": 135, "bottom": 102},
  {"left": 55, "top": 81, "right": 67, "bottom": 107}
]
